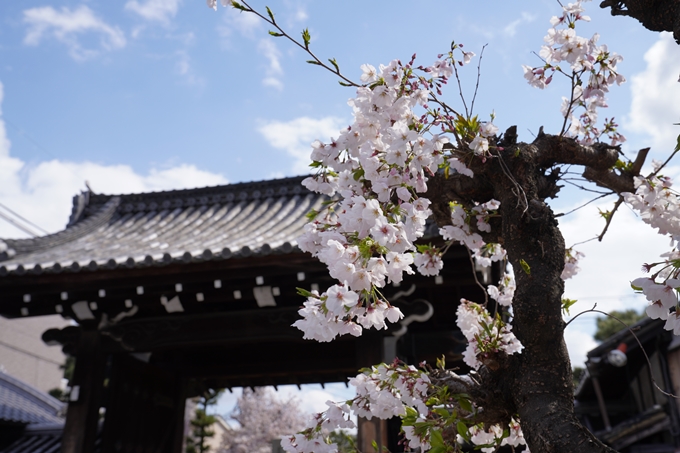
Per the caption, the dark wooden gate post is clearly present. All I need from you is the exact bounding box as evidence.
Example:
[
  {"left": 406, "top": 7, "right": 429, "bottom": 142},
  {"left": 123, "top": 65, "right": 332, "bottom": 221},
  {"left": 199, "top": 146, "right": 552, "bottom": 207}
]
[
  {"left": 101, "top": 354, "right": 186, "bottom": 453},
  {"left": 61, "top": 330, "right": 106, "bottom": 453},
  {"left": 356, "top": 331, "right": 389, "bottom": 453}
]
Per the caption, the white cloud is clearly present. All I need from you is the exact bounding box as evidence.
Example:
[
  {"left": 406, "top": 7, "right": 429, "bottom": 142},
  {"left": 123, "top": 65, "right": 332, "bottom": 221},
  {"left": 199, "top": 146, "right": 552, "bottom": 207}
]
[
  {"left": 125, "top": 0, "right": 181, "bottom": 25},
  {"left": 175, "top": 50, "right": 204, "bottom": 86},
  {"left": 503, "top": 12, "right": 537, "bottom": 37},
  {"left": 0, "top": 81, "right": 227, "bottom": 239},
  {"left": 627, "top": 32, "right": 680, "bottom": 153},
  {"left": 293, "top": 8, "right": 308, "bottom": 23},
  {"left": 258, "top": 39, "right": 284, "bottom": 90},
  {"left": 217, "top": 6, "right": 262, "bottom": 44},
  {"left": 218, "top": 8, "right": 287, "bottom": 89},
  {"left": 257, "top": 116, "right": 347, "bottom": 174},
  {"left": 23, "top": 5, "right": 126, "bottom": 61}
]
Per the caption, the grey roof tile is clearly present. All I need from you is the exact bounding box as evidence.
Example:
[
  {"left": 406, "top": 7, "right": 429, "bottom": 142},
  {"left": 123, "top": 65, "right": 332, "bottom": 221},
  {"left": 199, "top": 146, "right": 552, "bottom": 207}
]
[
  {"left": 0, "top": 176, "right": 324, "bottom": 276},
  {"left": 0, "top": 371, "right": 64, "bottom": 425}
]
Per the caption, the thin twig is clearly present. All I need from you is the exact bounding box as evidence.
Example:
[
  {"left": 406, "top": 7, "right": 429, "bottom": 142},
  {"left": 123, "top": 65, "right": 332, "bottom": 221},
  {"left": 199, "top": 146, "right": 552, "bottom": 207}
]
[
  {"left": 597, "top": 196, "right": 623, "bottom": 242},
  {"left": 236, "top": 1, "right": 360, "bottom": 87},
  {"left": 466, "top": 247, "right": 489, "bottom": 307},
  {"left": 563, "top": 179, "right": 615, "bottom": 195},
  {"left": 555, "top": 192, "right": 614, "bottom": 218},
  {"left": 451, "top": 56, "right": 469, "bottom": 118},
  {"left": 560, "top": 73, "right": 578, "bottom": 136},
  {"left": 469, "top": 44, "right": 487, "bottom": 117},
  {"left": 493, "top": 150, "right": 529, "bottom": 214},
  {"left": 648, "top": 149, "right": 680, "bottom": 179},
  {"left": 568, "top": 236, "right": 599, "bottom": 248}
]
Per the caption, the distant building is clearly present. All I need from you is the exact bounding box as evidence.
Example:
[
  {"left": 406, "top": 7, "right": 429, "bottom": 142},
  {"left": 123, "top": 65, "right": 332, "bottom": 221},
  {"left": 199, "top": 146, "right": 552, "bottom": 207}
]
[
  {"left": 575, "top": 317, "right": 680, "bottom": 452},
  {"left": 0, "top": 369, "right": 65, "bottom": 451},
  {"left": 0, "top": 314, "right": 69, "bottom": 393}
]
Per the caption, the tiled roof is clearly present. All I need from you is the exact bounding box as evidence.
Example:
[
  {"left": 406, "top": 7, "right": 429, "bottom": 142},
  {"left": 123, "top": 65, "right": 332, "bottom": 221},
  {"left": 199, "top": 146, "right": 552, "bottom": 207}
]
[
  {"left": 0, "top": 423, "right": 64, "bottom": 453},
  {"left": 0, "top": 371, "right": 64, "bottom": 425},
  {"left": 0, "top": 176, "right": 324, "bottom": 277}
]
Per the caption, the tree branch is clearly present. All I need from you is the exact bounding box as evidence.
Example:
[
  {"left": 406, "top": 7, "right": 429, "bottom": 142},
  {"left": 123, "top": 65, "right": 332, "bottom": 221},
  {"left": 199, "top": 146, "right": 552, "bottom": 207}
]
[{"left": 532, "top": 134, "right": 620, "bottom": 170}]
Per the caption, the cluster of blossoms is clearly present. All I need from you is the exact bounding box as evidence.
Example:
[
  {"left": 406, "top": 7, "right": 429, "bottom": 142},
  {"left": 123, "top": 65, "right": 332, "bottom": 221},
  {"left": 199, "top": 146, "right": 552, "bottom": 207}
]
[
  {"left": 487, "top": 270, "right": 516, "bottom": 306},
  {"left": 440, "top": 200, "right": 499, "bottom": 250},
  {"left": 523, "top": 0, "right": 626, "bottom": 146},
  {"left": 281, "top": 362, "right": 430, "bottom": 453},
  {"left": 467, "top": 418, "right": 529, "bottom": 453},
  {"left": 624, "top": 170, "right": 680, "bottom": 333},
  {"left": 282, "top": 359, "right": 530, "bottom": 453},
  {"left": 295, "top": 52, "right": 489, "bottom": 342},
  {"left": 456, "top": 300, "right": 524, "bottom": 370},
  {"left": 469, "top": 121, "right": 500, "bottom": 157}
]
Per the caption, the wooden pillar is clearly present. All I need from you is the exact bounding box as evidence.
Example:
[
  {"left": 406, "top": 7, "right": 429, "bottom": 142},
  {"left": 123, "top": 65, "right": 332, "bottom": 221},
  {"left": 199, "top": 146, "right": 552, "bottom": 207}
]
[
  {"left": 358, "top": 417, "right": 389, "bottom": 453},
  {"left": 355, "top": 330, "right": 389, "bottom": 453},
  {"left": 170, "top": 379, "right": 188, "bottom": 453},
  {"left": 101, "top": 354, "right": 186, "bottom": 453},
  {"left": 61, "top": 330, "right": 106, "bottom": 453}
]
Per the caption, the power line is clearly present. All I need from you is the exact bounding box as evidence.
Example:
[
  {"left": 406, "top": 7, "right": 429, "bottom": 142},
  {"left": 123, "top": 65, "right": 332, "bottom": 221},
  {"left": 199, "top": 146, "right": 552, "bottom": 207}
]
[
  {"left": 0, "top": 210, "right": 39, "bottom": 237},
  {"left": 0, "top": 202, "right": 49, "bottom": 235},
  {"left": 0, "top": 116, "right": 86, "bottom": 238}
]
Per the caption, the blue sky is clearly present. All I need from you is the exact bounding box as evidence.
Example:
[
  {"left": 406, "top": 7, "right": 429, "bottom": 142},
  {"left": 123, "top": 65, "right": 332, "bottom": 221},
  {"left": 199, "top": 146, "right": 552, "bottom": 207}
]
[{"left": 1, "top": 0, "right": 680, "bottom": 417}]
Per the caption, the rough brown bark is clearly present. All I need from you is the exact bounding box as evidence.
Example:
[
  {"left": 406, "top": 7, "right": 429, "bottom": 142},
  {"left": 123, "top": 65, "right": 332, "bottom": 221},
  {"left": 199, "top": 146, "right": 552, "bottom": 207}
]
[
  {"left": 427, "top": 131, "right": 636, "bottom": 452},
  {"left": 600, "top": 0, "right": 680, "bottom": 44}
]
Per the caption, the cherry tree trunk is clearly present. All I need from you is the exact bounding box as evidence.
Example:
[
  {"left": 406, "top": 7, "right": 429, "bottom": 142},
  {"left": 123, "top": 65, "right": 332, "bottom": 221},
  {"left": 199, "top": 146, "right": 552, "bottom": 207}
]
[{"left": 430, "top": 133, "right": 629, "bottom": 452}]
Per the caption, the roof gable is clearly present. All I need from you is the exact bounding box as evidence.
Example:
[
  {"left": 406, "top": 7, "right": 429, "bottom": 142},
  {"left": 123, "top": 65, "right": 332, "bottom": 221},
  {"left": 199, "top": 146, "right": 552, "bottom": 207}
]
[{"left": 0, "top": 176, "right": 322, "bottom": 277}]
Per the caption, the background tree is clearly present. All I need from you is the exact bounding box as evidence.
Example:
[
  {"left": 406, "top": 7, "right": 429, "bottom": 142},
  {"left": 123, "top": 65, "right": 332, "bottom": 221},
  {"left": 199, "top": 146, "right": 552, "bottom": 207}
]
[
  {"left": 219, "top": 387, "right": 307, "bottom": 453},
  {"left": 594, "top": 309, "right": 646, "bottom": 342},
  {"left": 47, "top": 355, "right": 75, "bottom": 402},
  {"left": 186, "top": 388, "right": 223, "bottom": 453}
]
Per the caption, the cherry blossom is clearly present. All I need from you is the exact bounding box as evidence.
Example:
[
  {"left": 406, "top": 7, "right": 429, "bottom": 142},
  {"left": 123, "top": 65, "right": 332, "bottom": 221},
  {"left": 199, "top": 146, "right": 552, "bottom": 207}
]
[
  {"left": 625, "top": 172, "right": 680, "bottom": 331},
  {"left": 456, "top": 300, "right": 523, "bottom": 370},
  {"left": 561, "top": 247, "right": 585, "bottom": 280},
  {"left": 523, "top": 0, "right": 626, "bottom": 146}
]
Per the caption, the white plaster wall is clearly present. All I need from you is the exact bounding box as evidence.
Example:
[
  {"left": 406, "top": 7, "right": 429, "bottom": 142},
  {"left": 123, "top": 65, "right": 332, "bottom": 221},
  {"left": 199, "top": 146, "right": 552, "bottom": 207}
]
[{"left": 0, "top": 315, "right": 70, "bottom": 392}]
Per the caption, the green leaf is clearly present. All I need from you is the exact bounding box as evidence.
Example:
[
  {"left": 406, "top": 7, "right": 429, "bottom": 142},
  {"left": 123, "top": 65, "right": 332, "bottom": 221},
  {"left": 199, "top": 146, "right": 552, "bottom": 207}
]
[
  {"left": 598, "top": 208, "right": 611, "bottom": 221},
  {"left": 456, "top": 421, "right": 469, "bottom": 440},
  {"left": 430, "top": 429, "right": 445, "bottom": 448},
  {"left": 561, "top": 298, "right": 578, "bottom": 316},
  {"left": 296, "top": 287, "right": 313, "bottom": 297},
  {"left": 230, "top": 1, "right": 248, "bottom": 11},
  {"left": 265, "top": 6, "right": 275, "bottom": 22},
  {"left": 432, "top": 407, "right": 450, "bottom": 418},
  {"left": 436, "top": 355, "right": 446, "bottom": 370},
  {"left": 301, "top": 28, "right": 311, "bottom": 48},
  {"left": 519, "top": 259, "right": 531, "bottom": 275},
  {"left": 371, "top": 440, "right": 379, "bottom": 451},
  {"left": 675, "top": 133, "right": 680, "bottom": 153},
  {"left": 428, "top": 447, "right": 447, "bottom": 453},
  {"left": 306, "top": 60, "right": 322, "bottom": 66},
  {"left": 305, "top": 209, "right": 318, "bottom": 221},
  {"left": 268, "top": 30, "right": 284, "bottom": 37},
  {"left": 458, "top": 396, "right": 473, "bottom": 413},
  {"left": 328, "top": 58, "right": 340, "bottom": 73},
  {"left": 630, "top": 282, "right": 643, "bottom": 291},
  {"left": 338, "top": 81, "right": 352, "bottom": 87}
]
